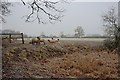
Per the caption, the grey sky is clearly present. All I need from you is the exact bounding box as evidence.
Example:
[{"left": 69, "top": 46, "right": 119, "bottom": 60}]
[{"left": 2, "top": 2, "right": 118, "bottom": 36}]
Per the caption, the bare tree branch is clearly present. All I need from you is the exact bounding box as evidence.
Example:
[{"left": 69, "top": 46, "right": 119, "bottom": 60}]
[
  {"left": 0, "top": 0, "right": 66, "bottom": 23},
  {"left": 102, "top": 6, "right": 119, "bottom": 49},
  {"left": 0, "top": 1, "right": 12, "bottom": 23},
  {"left": 22, "top": 0, "right": 65, "bottom": 23},
  {"left": 21, "top": 0, "right": 26, "bottom": 5},
  {"left": 102, "top": 7, "right": 118, "bottom": 36}
]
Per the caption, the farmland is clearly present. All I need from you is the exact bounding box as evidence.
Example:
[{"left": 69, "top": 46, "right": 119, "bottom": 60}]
[{"left": 1, "top": 38, "right": 119, "bottom": 78}]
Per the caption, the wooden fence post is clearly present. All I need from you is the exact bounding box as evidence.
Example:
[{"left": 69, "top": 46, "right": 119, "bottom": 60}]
[
  {"left": 21, "top": 33, "right": 24, "bottom": 44},
  {"left": 9, "top": 34, "right": 11, "bottom": 43},
  {"left": 1, "top": 33, "right": 25, "bottom": 44}
]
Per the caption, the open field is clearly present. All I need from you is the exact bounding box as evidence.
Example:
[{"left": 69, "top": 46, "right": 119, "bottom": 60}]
[
  {"left": 1, "top": 38, "right": 119, "bottom": 78},
  {"left": 22, "top": 38, "right": 106, "bottom": 42}
]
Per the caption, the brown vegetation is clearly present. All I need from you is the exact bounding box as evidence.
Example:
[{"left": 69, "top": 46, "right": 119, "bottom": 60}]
[
  {"left": 2, "top": 37, "right": 17, "bottom": 43},
  {"left": 2, "top": 39, "right": 119, "bottom": 78}
]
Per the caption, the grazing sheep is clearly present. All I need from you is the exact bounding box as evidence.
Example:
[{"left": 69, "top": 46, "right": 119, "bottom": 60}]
[
  {"left": 48, "top": 38, "right": 59, "bottom": 43},
  {"left": 30, "top": 37, "right": 40, "bottom": 45},
  {"left": 30, "top": 37, "right": 45, "bottom": 45},
  {"left": 39, "top": 38, "right": 45, "bottom": 45}
]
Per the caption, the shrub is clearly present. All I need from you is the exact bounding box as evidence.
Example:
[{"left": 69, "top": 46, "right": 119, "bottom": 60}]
[{"left": 103, "top": 38, "right": 116, "bottom": 51}]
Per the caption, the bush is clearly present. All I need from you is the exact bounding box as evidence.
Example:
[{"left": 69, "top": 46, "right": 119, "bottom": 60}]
[{"left": 103, "top": 38, "right": 116, "bottom": 50}]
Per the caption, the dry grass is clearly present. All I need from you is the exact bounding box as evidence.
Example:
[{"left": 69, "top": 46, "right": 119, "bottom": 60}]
[
  {"left": 46, "top": 51, "right": 118, "bottom": 78},
  {"left": 2, "top": 40, "right": 119, "bottom": 78}
]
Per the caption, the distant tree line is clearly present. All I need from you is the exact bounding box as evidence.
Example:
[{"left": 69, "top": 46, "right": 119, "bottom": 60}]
[
  {"left": 0, "top": 28, "right": 109, "bottom": 39},
  {"left": 39, "top": 26, "right": 107, "bottom": 38},
  {"left": 0, "top": 29, "right": 28, "bottom": 38}
]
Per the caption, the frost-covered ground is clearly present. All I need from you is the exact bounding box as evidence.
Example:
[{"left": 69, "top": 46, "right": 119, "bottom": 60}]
[{"left": 2, "top": 39, "right": 119, "bottom": 79}]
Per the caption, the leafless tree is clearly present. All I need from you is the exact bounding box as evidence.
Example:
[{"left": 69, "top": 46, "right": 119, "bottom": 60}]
[
  {"left": 0, "top": 0, "right": 67, "bottom": 23},
  {"left": 118, "top": 1, "right": 120, "bottom": 52},
  {"left": 102, "top": 7, "right": 118, "bottom": 36},
  {"left": 22, "top": 0, "right": 65, "bottom": 23},
  {"left": 59, "top": 31, "right": 66, "bottom": 38},
  {"left": 0, "top": 0, "right": 12, "bottom": 23},
  {"left": 75, "top": 26, "right": 84, "bottom": 38},
  {"left": 102, "top": 6, "right": 120, "bottom": 48}
]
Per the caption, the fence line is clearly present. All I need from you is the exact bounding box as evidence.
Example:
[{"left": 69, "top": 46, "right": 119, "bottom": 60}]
[{"left": 0, "top": 33, "right": 24, "bottom": 44}]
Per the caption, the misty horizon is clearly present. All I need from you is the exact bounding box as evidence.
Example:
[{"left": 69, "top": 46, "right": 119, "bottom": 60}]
[{"left": 2, "top": 2, "right": 118, "bottom": 37}]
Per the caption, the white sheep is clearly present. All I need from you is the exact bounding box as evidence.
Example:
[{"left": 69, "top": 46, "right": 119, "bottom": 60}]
[{"left": 48, "top": 38, "right": 59, "bottom": 43}]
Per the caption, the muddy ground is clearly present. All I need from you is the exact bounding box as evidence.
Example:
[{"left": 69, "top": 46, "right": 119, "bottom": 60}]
[{"left": 1, "top": 39, "right": 119, "bottom": 79}]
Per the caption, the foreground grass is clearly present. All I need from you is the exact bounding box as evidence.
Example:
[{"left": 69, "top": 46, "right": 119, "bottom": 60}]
[{"left": 2, "top": 40, "right": 119, "bottom": 78}]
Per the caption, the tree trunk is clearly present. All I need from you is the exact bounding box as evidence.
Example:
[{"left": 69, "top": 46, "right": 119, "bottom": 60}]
[
  {"left": 117, "top": 32, "right": 120, "bottom": 77},
  {"left": 118, "top": 37, "right": 120, "bottom": 51},
  {"left": 116, "top": 27, "right": 120, "bottom": 51},
  {"left": 115, "top": 34, "right": 118, "bottom": 48},
  {"left": 118, "top": 30, "right": 120, "bottom": 52}
]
